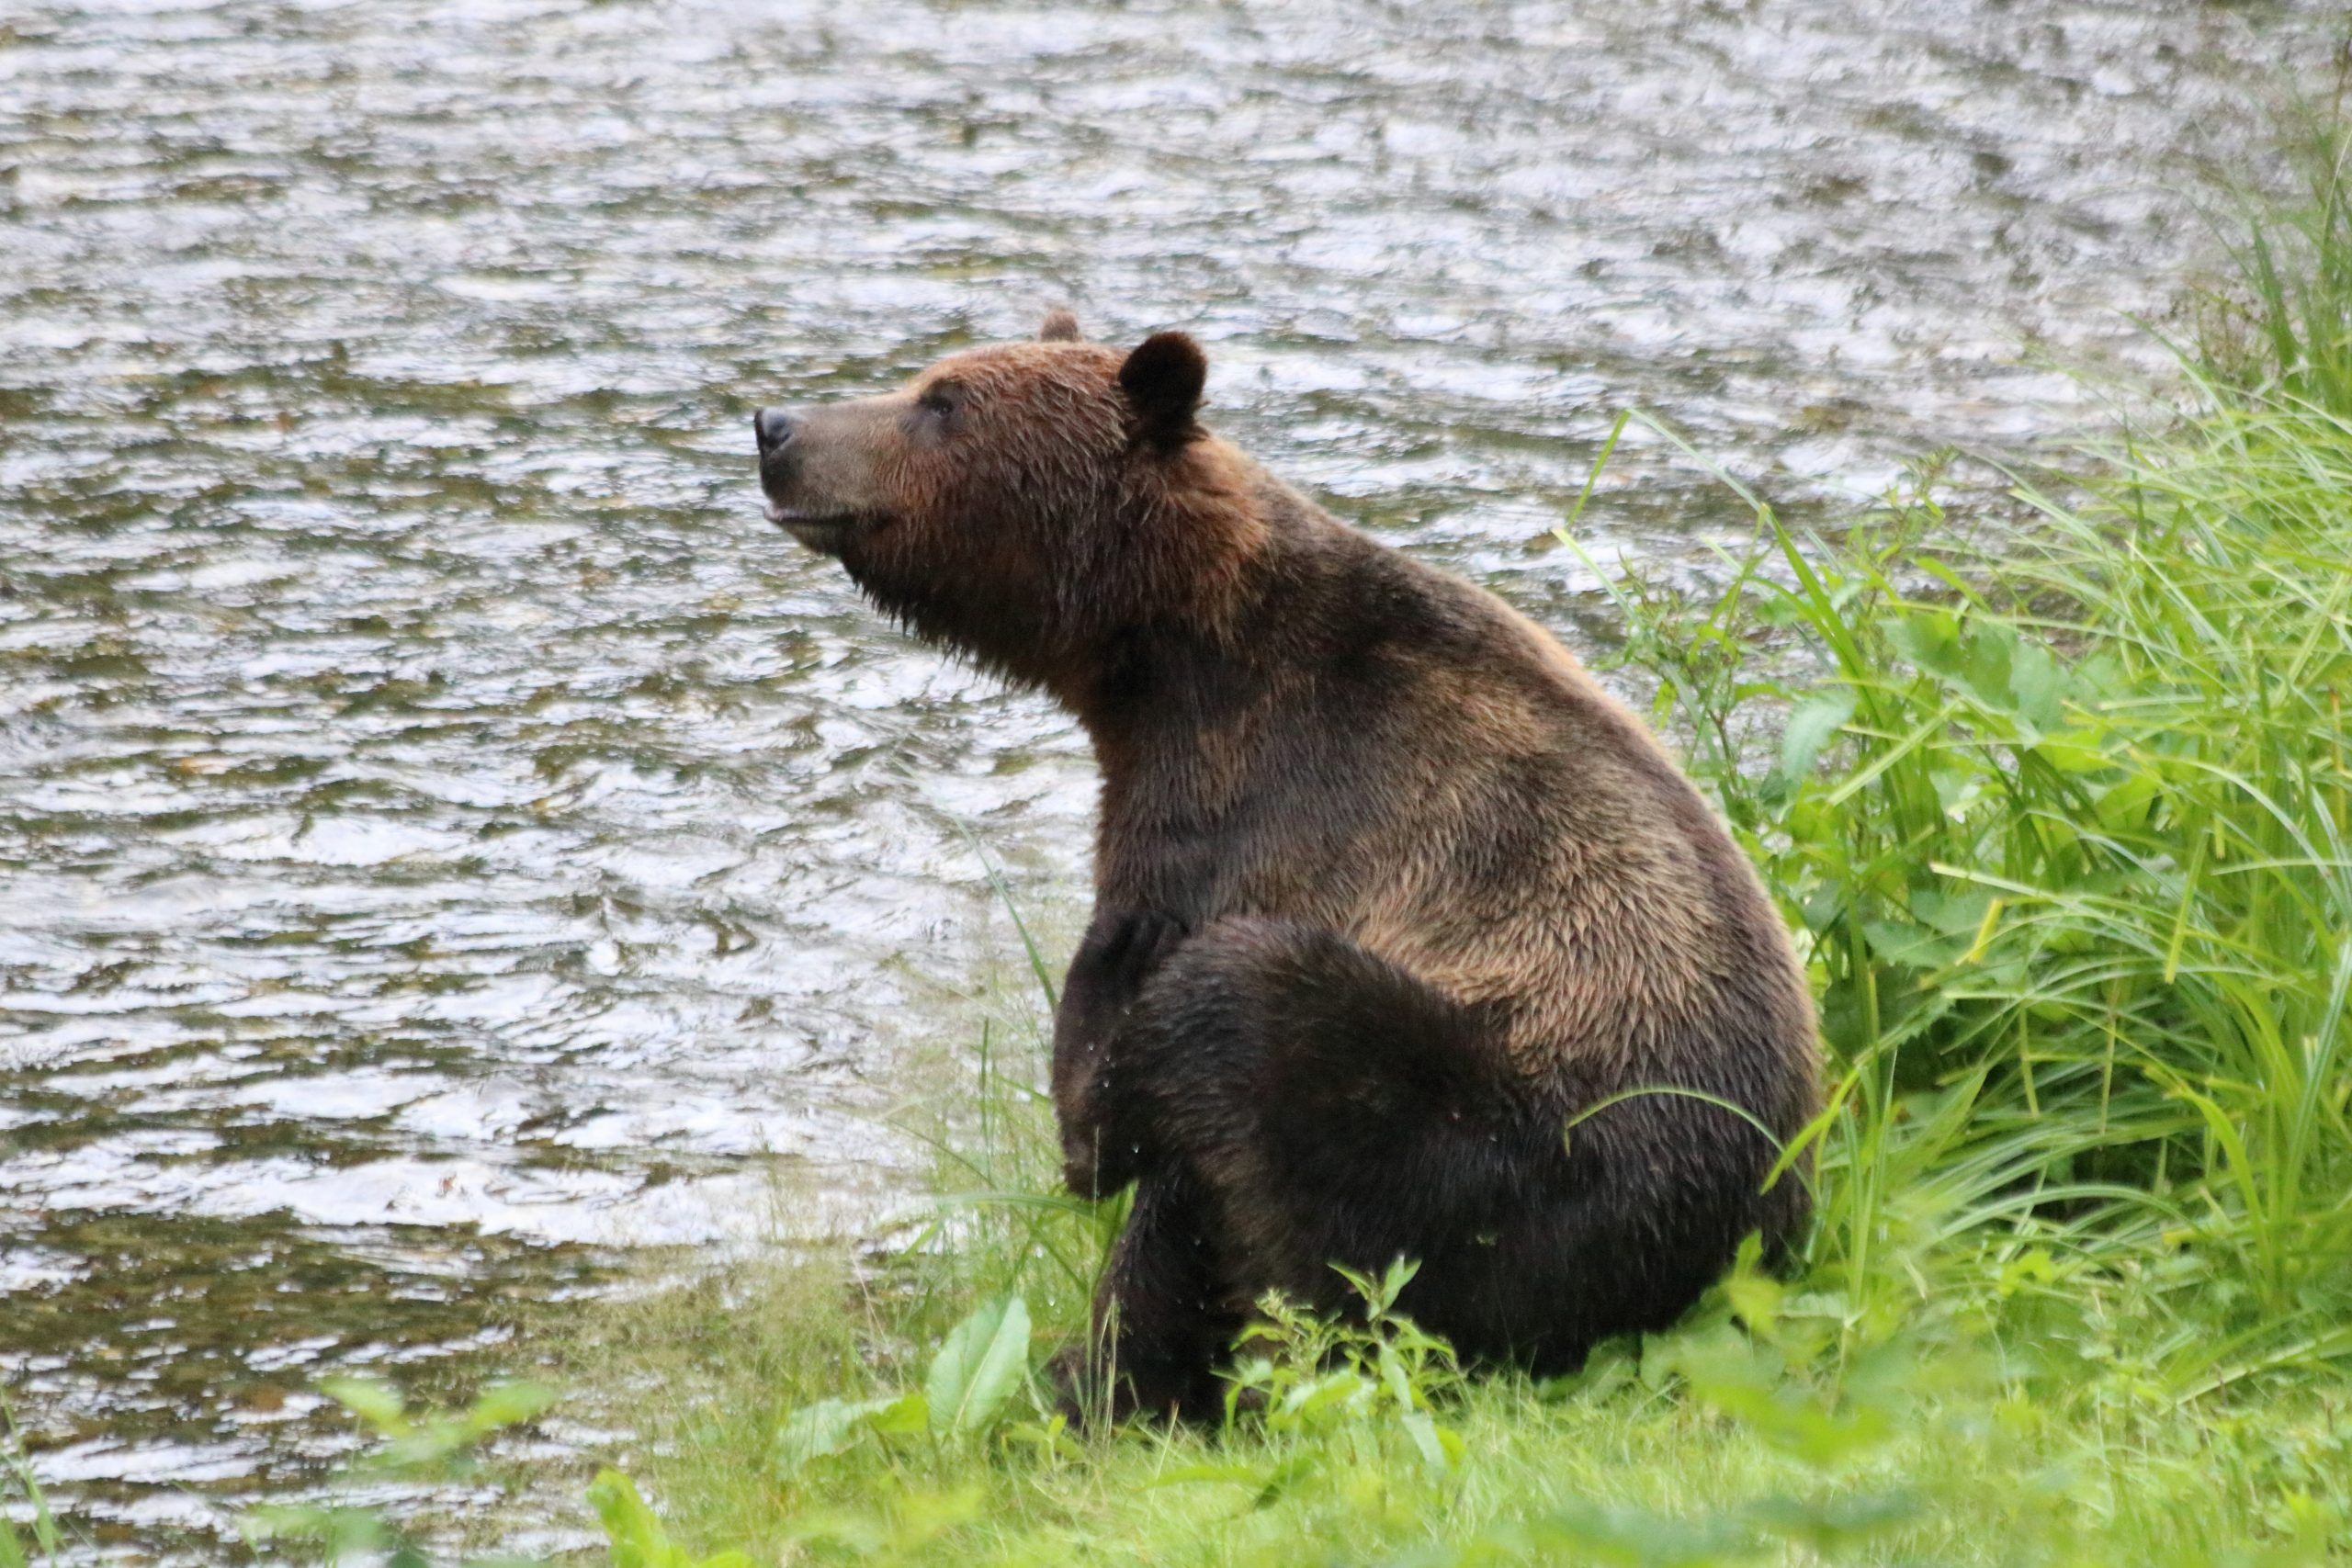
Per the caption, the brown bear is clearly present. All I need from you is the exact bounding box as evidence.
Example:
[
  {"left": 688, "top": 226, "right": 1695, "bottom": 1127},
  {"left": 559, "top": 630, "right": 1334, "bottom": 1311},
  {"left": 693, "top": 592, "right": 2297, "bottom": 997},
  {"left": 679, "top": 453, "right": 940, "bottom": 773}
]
[{"left": 752, "top": 312, "right": 1820, "bottom": 1419}]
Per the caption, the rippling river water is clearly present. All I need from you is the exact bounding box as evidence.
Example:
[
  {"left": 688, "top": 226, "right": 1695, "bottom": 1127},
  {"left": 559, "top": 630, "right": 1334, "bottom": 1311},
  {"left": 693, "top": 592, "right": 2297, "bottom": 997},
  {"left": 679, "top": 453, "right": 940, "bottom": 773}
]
[{"left": 0, "top": 0, "right": 2334, "bottom": 1556}]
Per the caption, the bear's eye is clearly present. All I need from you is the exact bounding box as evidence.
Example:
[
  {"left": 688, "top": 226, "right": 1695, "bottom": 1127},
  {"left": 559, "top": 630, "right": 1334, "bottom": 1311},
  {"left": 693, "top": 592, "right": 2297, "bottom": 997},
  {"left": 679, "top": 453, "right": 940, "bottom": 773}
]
[{"left": 916, "top": 382, "right": 962, "bottom": 419}]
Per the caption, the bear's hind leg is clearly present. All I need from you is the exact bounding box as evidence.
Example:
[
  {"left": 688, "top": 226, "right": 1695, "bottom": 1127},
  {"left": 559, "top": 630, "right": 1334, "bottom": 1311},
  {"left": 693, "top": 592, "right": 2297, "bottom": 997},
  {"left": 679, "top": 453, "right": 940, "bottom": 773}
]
[{"left": 1102, "top": 918, "right": 1564, "bottom": 1358}]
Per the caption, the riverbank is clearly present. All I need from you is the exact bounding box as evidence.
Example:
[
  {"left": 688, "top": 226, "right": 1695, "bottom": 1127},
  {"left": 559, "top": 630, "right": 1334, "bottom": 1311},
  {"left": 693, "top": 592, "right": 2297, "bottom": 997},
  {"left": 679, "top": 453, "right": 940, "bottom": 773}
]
[{"left": 512, "top": 129, "right": 2352, "bottom": 1567}]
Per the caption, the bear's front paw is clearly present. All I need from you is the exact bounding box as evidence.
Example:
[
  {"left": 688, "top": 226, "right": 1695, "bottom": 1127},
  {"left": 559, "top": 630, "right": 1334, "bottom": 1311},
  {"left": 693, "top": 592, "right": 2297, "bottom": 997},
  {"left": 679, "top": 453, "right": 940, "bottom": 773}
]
[
  {"left": 1057, "top": 909, "right": 1189, "bottom": 1060},
  {"left": 1102, "top": 908, "right": 1188, "bottom": 998}
]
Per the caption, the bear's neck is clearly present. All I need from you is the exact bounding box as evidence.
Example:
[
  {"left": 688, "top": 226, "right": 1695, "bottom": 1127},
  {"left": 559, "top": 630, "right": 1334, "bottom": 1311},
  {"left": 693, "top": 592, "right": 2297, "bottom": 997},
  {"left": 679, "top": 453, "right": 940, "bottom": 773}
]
[{"left": 1064, "top": 484, "right": 1371, "bottom": 781}]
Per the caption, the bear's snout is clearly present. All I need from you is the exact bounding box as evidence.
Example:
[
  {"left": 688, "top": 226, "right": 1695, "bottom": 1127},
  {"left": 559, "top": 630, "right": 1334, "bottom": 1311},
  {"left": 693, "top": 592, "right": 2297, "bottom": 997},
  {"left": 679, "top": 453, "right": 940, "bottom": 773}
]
[
  {"left": 752, "top": 399, "right": 879, "bottom": 556},
  {"left": 753, "top": 407, "right": 799, "bottom": 454}
]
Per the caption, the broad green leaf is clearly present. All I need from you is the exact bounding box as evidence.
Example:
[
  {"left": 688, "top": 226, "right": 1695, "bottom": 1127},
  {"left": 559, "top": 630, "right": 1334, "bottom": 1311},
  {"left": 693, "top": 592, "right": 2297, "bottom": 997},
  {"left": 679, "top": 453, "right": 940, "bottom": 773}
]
[
  {"left": 1376, "top": 1343, "right": 1415, "bottom": 1411},
  {"left": 588, "top": 1468, "right": 676, "bottom": 1568},
  {"left": 774, "top": 1396, "right": 899, "bottom": 1478},
  {"left": 319, "top": 1379, "right": 407, "bottom": 1436},
  {"left": 866, "top": 1391, "right": 930, "bottom": 1435},
  {"left": 1777, "top": 689, "right": 1855, "bottom": 784},
  {"left": 1276, "top": 1368, "right": 1366, "bottom": 1427},
  {"left": 1891, "top": 608, "right": 1964, "bottom": 678},
  {"left": 1860, "top": 919, "right": 1960, "bottom": 972},
  {"left": 0, "top": 1517, "right": 26, "bottom": 1568},
  {"left": 1002, "top": 1416, "right": 1085, "bottom": 1464},
  {"left": 2095, "top": 771, "right": 2158, "bottom": 833},
  {"left": 1960, "top": 622, "right": 2017, "bottom": 712},
  {"left": 241, "top": 1503, "right": 385, "bottom": 1557},
  {"left": 1722, "top": 1238, "right": 1783, "bottom": 1335},
  {"left": 1996, "top": 1248, "right": 2059, "bottom": 1297},
  {"left": 1908, "top": 887, "right": 1994, "bottom": 937},
  {"left": 925, "top": 1295, "right": 1032, "bottom": 1436},
  {"left": 2007, "top": 640, "right": 2064, "bottom": 730},
  {"left": 2030, "top": 728, "right": 2112, "bottom": 773},
  {"left": 465, "top": 1381, "right": 556, "bottom": 1434},
  {"left": 1374, "top": 1255, "right": 1420, "bottom": 1314},
  {"left": 1400, "top": 1410, "right": 1462, "bottom": 1481},
  {"left": 589, "top": 1469, "right": 755, "bottom": 1568},
  {"left": 1539, "top": 1341, "right": 1636, "bottom": 1404}
]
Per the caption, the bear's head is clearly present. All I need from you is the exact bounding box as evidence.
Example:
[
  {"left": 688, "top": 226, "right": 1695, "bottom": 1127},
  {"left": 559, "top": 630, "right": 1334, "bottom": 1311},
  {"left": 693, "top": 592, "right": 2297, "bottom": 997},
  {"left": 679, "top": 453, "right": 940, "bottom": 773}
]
[{"left": 753, "top": 313, "right": 1263, "bottom": 692}]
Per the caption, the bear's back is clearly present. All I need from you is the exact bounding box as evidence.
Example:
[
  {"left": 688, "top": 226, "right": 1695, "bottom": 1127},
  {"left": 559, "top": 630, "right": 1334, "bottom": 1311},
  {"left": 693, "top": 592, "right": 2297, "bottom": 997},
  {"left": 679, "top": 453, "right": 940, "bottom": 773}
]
[{"left": 1092, "top": 482, "right": 1813, "bottom": 1109}]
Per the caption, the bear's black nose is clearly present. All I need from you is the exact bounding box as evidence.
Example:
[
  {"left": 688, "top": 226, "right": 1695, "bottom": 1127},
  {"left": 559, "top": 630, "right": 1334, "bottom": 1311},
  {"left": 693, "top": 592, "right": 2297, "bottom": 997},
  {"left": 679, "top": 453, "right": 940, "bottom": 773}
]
[{"left": 753, "top": 407, "right": 798, "bottom": 453}]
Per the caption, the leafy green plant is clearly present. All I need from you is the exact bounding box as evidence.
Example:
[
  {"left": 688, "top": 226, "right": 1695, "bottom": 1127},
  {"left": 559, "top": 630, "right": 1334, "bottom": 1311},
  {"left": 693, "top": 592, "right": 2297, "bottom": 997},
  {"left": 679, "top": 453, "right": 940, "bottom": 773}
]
[
  {"left": 1567, "top": 377, "right": 2352, "bottom": 1386},
  {"left": 587, "top": 1471, "right": 754, "bottom": 1568},
  {"left": 773, "top": 1294, "right": 1038, "bottom": 1483},
  {"left": 1128, "top": 1258, "right": 1470, "bottom": 1518}
]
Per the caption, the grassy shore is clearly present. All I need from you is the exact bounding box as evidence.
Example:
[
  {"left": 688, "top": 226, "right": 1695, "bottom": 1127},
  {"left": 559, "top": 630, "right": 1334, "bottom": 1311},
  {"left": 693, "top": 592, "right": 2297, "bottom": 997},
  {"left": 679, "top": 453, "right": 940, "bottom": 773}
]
[
  {"left": 523, "top": 128, "right": 2352, "bottom": 1568},
  {"left": 154, "top": 125, "right": 2352, "bottom": 1568}
]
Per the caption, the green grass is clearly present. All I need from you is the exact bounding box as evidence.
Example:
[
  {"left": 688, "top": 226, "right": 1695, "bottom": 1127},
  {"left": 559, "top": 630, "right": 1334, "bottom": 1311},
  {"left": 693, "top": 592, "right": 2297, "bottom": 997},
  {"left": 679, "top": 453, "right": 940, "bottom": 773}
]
[
  {"left": 268, "top": 123, "right": 2352, "bottom": 1567},
  {"left": 546, "top": 942, "right": 2350, "bottom": 1566},
  {"left": 2, "top": 1391, "right": 62, "bottom": 1568}
]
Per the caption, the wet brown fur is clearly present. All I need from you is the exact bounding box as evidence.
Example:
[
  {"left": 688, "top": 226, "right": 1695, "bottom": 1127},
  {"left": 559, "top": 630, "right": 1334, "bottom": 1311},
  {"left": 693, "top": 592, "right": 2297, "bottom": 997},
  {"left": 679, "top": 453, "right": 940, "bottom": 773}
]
[{"left": 756, "top": 317, "right": 1820, "bottom": 1420}]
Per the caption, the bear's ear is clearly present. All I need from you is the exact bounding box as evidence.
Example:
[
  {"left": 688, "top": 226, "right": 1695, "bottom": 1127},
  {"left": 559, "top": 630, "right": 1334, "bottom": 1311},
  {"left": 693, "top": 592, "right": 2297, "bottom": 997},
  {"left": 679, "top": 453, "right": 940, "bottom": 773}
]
[
  {"left": 1118, "top": 332, "right": 1206, "bottom": 448},
  {"left": 1038, "top": 309, "right": 1082, "bottom": 343}
]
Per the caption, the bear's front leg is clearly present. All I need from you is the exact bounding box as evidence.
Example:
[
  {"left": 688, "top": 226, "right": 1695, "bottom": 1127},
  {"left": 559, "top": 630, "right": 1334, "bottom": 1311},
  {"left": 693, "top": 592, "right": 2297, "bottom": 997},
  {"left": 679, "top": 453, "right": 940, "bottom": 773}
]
[
  {"left": 1051, "top": 1164, "right": 1237, "bottom": 1426},
  {"left": 1051, "top": 906, "right": 1187, "bottom": 1197}
]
